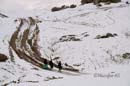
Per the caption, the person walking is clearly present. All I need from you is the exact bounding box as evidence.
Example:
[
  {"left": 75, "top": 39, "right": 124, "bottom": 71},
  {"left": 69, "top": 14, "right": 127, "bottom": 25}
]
[
  {"left": 43, "top": 59, "right": 48, "bottom": 69},
  {"left": 58, "top": 61, "right": 62, "bottom": 72},
  {"left": 49, "top": 60, "right": 54, "bottom": 70}
]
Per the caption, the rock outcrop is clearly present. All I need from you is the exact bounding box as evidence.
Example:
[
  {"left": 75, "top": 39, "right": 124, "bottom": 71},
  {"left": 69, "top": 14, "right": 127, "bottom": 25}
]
[{"left": 0, "top": 53, "right": 8, "bottom": 62}]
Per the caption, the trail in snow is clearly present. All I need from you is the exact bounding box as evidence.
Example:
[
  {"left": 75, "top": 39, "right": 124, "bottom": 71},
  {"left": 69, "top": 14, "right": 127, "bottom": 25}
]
[{"left": 0, "top": 1, "right": 130, "bottom": 86}]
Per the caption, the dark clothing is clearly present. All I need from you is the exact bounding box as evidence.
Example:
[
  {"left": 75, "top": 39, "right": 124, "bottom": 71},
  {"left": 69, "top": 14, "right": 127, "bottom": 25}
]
[
  {"left": 44, "top": 59, "right": 48, "bottom": 64},
  {"left": 49, "top": 60, "right": 54, "bottom": 69},
  {"left": 58, "top": 61, "right": 62, "bottom": 72}
]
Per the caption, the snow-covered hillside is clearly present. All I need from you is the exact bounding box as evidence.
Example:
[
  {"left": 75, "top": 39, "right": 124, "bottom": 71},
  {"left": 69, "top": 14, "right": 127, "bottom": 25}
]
[{"left": 0, "top": 0, "right": 130, "bottom": 86}]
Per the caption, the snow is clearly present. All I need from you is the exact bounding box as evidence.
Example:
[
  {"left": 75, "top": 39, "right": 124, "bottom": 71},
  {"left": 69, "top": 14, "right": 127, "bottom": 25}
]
[{"left": 0, "top": 0, "right": 130, "bottom": 86}]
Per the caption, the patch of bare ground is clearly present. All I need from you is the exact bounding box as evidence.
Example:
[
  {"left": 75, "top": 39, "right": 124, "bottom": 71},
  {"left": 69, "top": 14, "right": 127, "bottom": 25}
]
[{"left": 9, "top": 17, "right": 79, "bottom": 73}]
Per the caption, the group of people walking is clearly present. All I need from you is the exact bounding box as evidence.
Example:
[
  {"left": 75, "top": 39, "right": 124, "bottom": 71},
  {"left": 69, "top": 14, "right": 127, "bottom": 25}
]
[{"left": 43, "top": 59, "right": 62, "bottom": 72}]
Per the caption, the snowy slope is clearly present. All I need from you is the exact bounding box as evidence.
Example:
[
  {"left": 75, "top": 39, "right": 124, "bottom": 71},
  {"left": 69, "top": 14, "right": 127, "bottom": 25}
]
[
  {"left": 0, "top": 0, "right": 130, "bottom": 86},
  {"left": 39, "top": 3, "right": 130, "bottom": 71},
  {"left": 0, "top": 0, "right": 80, "bottom": 17}
]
